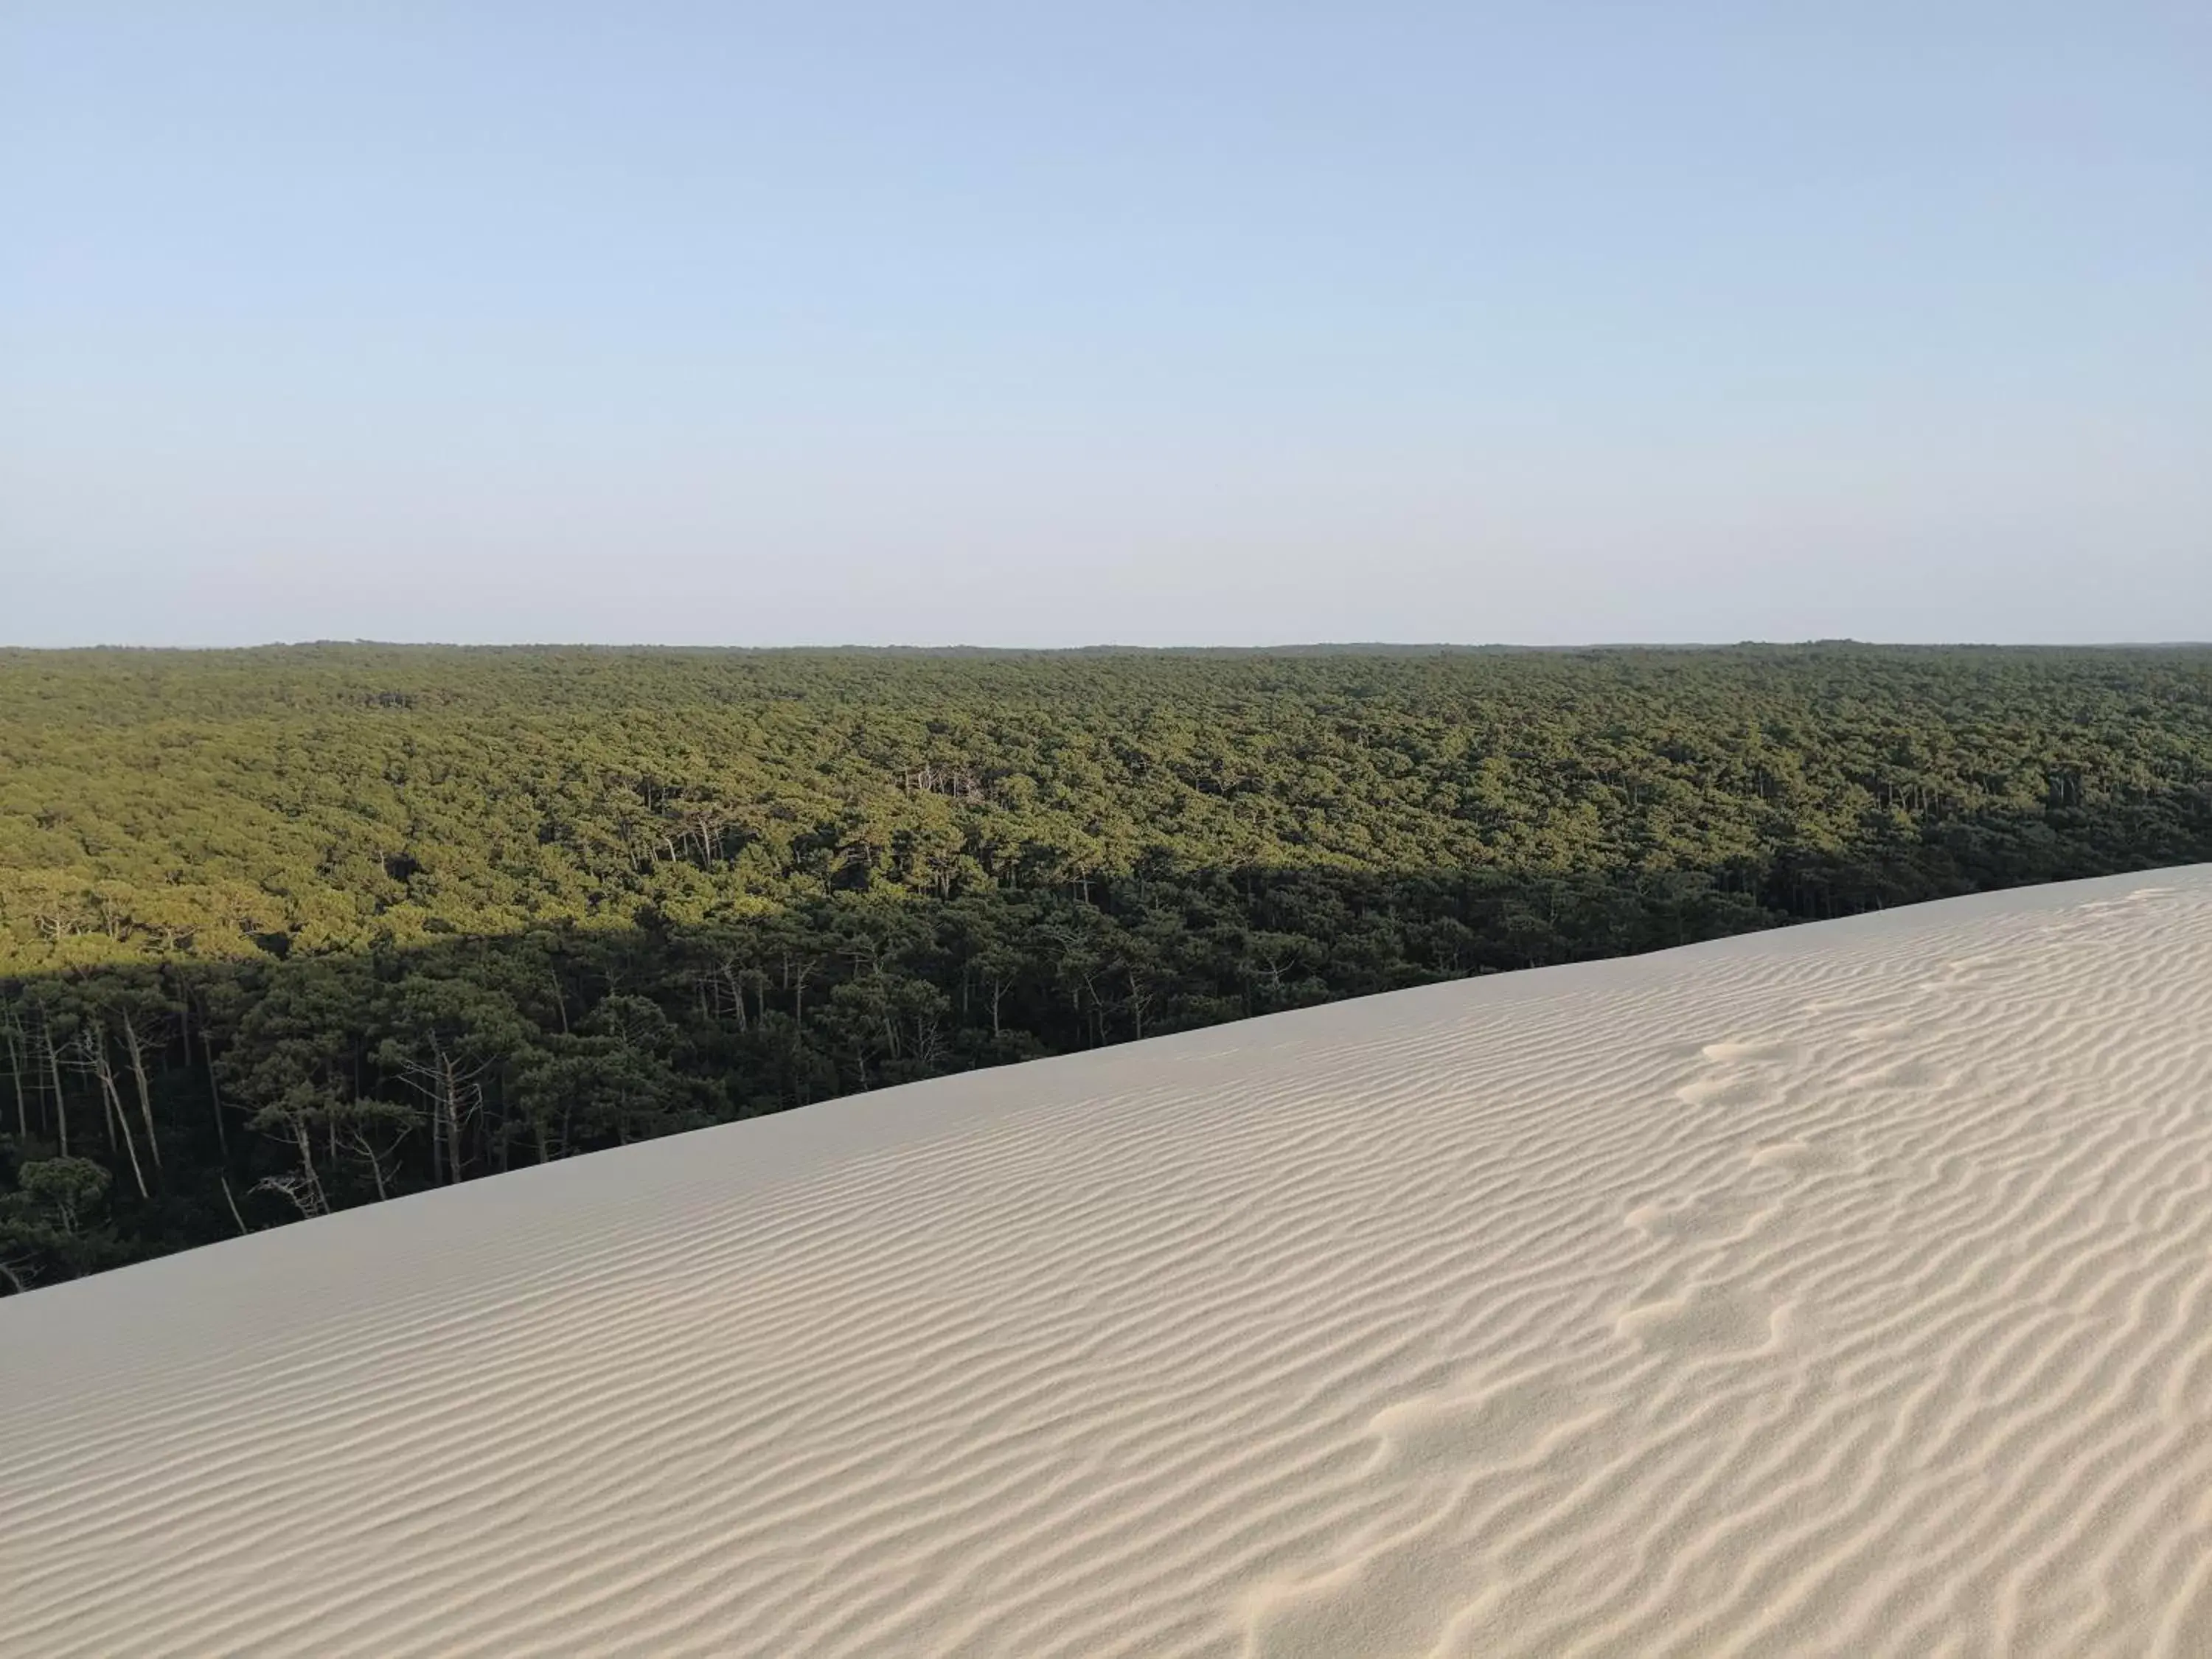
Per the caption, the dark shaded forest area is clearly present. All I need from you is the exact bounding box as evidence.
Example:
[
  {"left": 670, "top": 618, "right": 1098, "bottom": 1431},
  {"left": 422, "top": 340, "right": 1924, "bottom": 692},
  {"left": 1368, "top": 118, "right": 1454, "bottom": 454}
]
[{"left": 4, "top": 643, "right": 2209, "bottom": 1290}]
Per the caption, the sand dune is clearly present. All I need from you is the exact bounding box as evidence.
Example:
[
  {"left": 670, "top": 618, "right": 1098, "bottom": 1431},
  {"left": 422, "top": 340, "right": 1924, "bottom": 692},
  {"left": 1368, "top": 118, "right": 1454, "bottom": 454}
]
[{"left": 5, "top": 869, "right": 2212, "bottom": 1656}]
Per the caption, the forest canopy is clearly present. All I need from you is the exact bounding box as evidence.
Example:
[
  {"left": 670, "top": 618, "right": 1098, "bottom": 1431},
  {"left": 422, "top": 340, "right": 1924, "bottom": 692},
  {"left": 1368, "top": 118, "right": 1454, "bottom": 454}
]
[{"left": 4, "top": 643, "right": 2209, "bottom": 1289}]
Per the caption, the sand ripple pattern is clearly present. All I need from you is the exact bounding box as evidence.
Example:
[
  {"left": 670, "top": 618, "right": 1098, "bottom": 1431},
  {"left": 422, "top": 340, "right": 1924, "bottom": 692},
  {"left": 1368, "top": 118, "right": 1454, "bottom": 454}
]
[{"left": 5, "top": 869, "right": 2212, "bottom": 1656}]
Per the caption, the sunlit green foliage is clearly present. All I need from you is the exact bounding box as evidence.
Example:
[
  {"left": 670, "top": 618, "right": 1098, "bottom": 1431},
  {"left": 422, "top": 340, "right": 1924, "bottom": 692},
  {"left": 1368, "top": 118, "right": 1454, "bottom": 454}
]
[{"left": 4, "top": 643, "right": 2208, "bottom": 1287}]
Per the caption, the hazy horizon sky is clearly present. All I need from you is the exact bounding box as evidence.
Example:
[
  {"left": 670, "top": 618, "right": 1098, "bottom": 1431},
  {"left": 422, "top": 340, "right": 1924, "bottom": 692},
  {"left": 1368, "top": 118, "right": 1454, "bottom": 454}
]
[{"left": 5, "top": 3, "right": 2208, "bottom": 648}]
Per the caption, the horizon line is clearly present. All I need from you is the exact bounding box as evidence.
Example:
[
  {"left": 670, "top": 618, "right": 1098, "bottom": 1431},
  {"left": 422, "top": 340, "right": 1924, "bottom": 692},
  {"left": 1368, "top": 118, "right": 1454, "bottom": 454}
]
[{"left": 7, "top": 639, "right": 2212, "bottom": 656}]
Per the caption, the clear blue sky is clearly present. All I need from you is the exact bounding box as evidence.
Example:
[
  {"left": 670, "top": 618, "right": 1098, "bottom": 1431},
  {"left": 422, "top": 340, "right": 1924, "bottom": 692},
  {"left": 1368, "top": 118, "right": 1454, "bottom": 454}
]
[{"left": 4, "top": 2, "right": 2207, "bottom": 647}]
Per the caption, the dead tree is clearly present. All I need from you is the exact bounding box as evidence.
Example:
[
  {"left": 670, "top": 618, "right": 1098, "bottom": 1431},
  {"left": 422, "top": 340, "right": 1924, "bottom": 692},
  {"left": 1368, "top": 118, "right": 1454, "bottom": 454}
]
[
  {"left": 115, "top": 1007, "right": 163, "bottom": 1171},
  {"left": 71, "top": 1023, "right": 150, "bottom": 1200}
]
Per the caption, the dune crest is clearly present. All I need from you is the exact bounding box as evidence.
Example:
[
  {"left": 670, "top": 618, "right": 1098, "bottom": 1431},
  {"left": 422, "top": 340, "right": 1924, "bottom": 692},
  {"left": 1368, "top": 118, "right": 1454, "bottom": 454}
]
[{"left": 6, "top": 870, "right": 2212, "bottom": 1656}]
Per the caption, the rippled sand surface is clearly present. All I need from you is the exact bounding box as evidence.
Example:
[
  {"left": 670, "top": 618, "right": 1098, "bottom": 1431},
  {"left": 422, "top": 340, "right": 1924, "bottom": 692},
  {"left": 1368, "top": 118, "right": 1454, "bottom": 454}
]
[{"left": 6, "top": 869, "right": 2211, "bottom": 1657}]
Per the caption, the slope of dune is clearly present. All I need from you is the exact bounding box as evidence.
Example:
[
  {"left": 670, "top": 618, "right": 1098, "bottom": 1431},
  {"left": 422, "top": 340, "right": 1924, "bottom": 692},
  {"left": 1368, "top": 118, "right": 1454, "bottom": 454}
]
[{"left": 5, "top": 869, "right": 2212, "bottom": 1656}]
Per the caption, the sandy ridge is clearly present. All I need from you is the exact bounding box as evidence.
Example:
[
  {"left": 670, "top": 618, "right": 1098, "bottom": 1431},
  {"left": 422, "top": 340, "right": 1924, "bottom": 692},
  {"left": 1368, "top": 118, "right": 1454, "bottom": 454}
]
[{"left": 4, "top": 868, "right": 2211, "bottom": 1655}]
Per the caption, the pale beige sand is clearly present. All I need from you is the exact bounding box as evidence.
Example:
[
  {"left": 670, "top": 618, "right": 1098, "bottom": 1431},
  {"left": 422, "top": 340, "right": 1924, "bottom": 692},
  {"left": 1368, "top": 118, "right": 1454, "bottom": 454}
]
[{"left": 6, "top": 869, "right": 2212, "bottom": 1657}]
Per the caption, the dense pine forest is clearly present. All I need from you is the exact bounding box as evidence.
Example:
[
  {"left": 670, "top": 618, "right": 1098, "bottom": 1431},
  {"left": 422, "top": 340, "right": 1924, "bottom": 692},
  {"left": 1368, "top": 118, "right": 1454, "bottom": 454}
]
[{"left": 4, "top": 643, "right": 2210, "bottom": 1290}]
